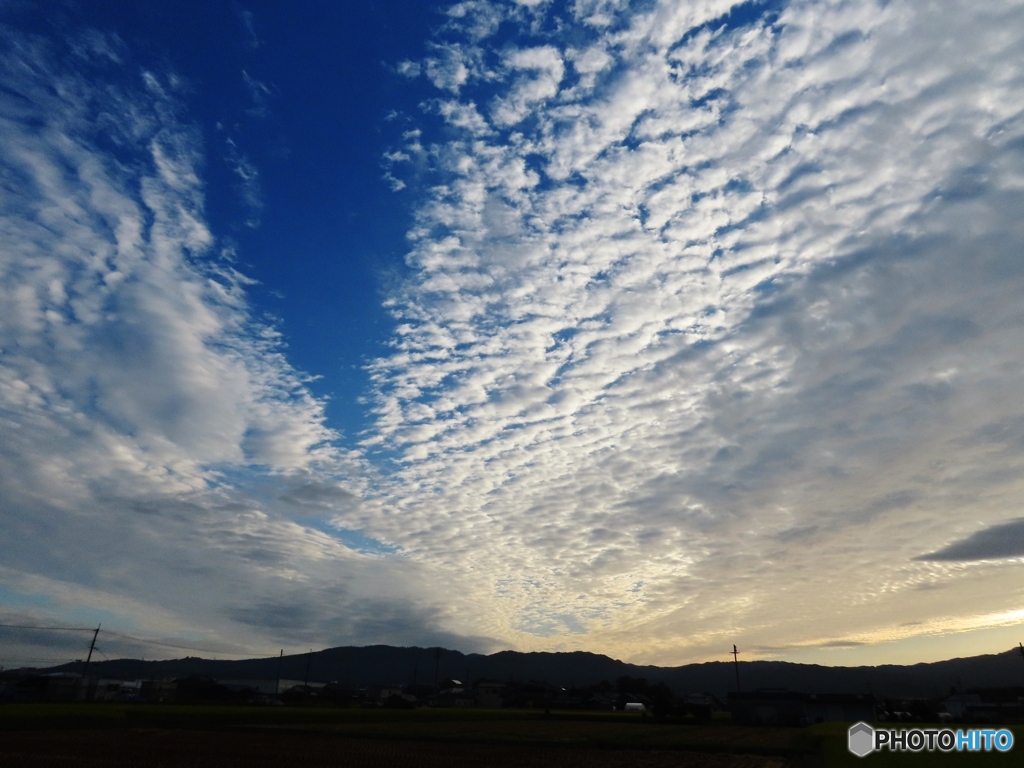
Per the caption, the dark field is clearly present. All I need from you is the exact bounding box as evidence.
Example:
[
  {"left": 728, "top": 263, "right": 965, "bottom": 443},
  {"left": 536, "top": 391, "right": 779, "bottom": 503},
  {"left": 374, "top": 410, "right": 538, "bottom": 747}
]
[
  {"left": 0, "top": 727, "right": 798, "bottom": 768},
  {"left": 1, "top": 705, "right": 1020, "bottom": 767}
]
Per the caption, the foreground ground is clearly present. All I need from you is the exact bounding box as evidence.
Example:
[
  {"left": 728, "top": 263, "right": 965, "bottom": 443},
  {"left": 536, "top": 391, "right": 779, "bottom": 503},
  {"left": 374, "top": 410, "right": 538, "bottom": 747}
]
[{"left": 0, "top": 705, "right": 1019, "bottom": 767}]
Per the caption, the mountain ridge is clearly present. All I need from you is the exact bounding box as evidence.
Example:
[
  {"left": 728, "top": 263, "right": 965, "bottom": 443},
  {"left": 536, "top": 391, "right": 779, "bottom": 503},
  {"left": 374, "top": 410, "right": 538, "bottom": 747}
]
[{"left": 33, "top": 645, "right": 1024, "bottom": 699}]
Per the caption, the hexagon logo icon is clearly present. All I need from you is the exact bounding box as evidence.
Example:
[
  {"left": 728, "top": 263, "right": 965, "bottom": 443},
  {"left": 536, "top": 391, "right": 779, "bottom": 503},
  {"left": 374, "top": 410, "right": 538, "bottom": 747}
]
[{"left": 848, "top": 721, "right": 875, "bottom": 757}]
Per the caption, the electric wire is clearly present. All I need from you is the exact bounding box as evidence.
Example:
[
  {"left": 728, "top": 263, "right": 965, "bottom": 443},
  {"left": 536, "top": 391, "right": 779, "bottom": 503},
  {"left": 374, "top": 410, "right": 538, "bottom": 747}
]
[{"left": 1, "top": 623, "right": 276, "bottom": 659}]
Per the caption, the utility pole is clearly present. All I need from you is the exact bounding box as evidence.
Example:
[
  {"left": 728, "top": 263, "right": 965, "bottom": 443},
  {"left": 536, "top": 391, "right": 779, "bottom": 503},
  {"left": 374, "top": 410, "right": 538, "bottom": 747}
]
[
  {"left": 302, "top": 649, "right": 313, "bottom": 704},
  {"left": 276, "top": 649, "right": 283, "bottom": 695},
  {"left": 731, "top": 644, "right": 741, "bottom": 693},
  {"left": 82, "top": 625, "right": 100, "bottom": 679},
  {"left": 434, "top": 647, "right": 441, "bottom": 692}
]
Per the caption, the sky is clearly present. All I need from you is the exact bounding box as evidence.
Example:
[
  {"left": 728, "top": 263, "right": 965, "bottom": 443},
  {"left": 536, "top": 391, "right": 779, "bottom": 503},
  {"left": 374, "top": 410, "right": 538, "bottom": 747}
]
[{"left": 2, "top": 0, "right": 1024, "bottom": 671}]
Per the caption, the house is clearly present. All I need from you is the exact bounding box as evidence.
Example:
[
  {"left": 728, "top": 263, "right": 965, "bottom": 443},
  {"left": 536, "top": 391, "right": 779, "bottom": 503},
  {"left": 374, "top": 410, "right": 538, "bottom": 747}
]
[
  {"left": 217, "top": 679, "right": 281, "bottom": 695},
  {"left": 175, "top": 675, "right": 256, "bottom": 703},
  {"left": 141, "top": 679, "right": 177, "bottom": 703},
  {"left": 475, "top": 680, "right": 506, "bottom": 709},
  {"left": 45, "top": 673, "right": 87, "bottom": 702},
  {"left": 729, "top": 689, "right": 876, "bottom": 726},
  {"left": 946, "top": 688, "right": 1024, "bottom": 722},
  {"left": 802, "top": 693, "right": 876, "bottom": 724},
  {"left": 616, "top": 692, "right": 653, "bottom": 711},
  {"left": 437, "top": 679, "right": 464, "bottom": 694},
  {"left": 434, "top": 690, "right": 477, "bottom": 708},
  {"left": 366, "top": 684, "right": 404, "bottom": 704}
]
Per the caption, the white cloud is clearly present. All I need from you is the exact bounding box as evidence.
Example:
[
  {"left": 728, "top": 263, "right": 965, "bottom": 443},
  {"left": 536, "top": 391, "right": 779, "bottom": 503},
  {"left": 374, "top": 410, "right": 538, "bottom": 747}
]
[
  {"left": 446, "top": 0, "right": 509, "bottom": 40},
  {"left": 436, "top": 99, "right": 492, "bottom": 135},
  {"left": 425, "top": 42, "right": 479, "bottom": 93},
  {"left": 0, "top": 27, "right": 493, "bottom": 659},
  {"left": 492, "top": 45, "right": 565, "bottom": 126},
  {"left": 365, "top": 0, "right": 1024, "bottom": 662},
  {"left": 396, "top": 59, "right": 421, "bottom": 78},
  {"left": 572, "top": 0, "right": 630, "bottom": 27}
]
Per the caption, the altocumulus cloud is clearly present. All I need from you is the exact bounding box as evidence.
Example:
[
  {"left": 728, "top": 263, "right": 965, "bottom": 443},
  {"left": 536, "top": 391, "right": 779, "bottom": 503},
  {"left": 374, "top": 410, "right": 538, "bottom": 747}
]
[
  {"left": 0, "top": 26, "right": 494, "bottom": 659},
  {"left": 6, "top": 0, "right": 1024, "bottom": 667},
  {"left": 368, "top": 0, "right": 1024, "bottom": 662}
]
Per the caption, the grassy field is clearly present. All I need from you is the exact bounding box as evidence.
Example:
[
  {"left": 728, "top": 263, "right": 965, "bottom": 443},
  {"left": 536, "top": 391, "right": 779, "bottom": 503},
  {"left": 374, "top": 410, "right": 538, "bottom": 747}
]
[{"left": 1, "top": 704, "right": 1020, "bottom": 767}]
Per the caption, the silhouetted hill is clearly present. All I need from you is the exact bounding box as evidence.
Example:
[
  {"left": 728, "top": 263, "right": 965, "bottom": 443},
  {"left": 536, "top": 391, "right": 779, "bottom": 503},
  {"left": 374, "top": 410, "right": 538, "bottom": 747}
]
[{"left": 40, "top": 645, "right": 1024, "bottom": 699}]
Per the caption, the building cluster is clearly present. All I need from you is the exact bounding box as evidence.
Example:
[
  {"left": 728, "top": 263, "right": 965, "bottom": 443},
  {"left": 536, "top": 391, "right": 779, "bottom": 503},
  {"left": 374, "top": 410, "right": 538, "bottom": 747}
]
[
  {"left": 726, "top": 687, "right": 1024, "bottom": 726},
  {"left": 0, "top": 669, "right": 714, "bottom": 715},
  {"left": 727, "top": 690, "right": 877, "bottom": 725},
  {"left": 362, "top": 678, "right": 716, "bottom": 715},
  {"left": 3, "top": 667, "right": 1020, "bottom": 725}
]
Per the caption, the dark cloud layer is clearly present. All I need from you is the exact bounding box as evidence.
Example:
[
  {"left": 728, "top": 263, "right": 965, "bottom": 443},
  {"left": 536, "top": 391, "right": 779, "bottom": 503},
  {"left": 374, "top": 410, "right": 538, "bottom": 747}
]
[{"left": 917, "top": 519, "right": 1024, "bottom": 562}]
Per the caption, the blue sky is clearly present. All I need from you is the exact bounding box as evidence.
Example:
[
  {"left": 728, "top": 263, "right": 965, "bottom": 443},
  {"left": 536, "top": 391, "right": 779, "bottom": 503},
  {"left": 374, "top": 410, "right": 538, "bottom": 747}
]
[
  {"left": 61, "top": 1, "right": 439, "bottom": 440},
  {"left": 3, "top": 0, "right": 1024, "bottom": 669}
]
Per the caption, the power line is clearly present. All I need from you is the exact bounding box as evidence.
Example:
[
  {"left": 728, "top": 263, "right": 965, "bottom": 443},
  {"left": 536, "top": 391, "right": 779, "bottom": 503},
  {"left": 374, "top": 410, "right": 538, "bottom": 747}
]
[
  {"left": 100, "top": 629, "right": 271, "bottom": 657},
  {"left": 1, "top": 623, "right": 278, "bottom": 659}
]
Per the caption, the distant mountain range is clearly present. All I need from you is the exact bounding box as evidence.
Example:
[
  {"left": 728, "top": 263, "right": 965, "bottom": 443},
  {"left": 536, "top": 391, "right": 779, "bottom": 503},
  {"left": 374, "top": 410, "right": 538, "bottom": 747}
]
[{"left": 39, "top": 645, "right": 1024, "bottom": 699}]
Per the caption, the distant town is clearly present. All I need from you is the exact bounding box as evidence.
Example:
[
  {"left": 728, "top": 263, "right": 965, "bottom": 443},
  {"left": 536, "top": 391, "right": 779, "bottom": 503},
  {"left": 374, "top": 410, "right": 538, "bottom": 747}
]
[{"left": 4, "top": 643, "right": 1024, "bottom": 726}]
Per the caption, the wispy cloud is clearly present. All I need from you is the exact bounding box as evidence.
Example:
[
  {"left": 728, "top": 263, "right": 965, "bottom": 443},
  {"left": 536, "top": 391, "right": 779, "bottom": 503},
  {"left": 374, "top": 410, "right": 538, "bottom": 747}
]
[
  {"left": 241, "top": 69, "right": 274, "bottom": 117},
  {"left": 367, "top": 0, "right": 1024, "bottom": 661},
  {"left": 0, "top": 25, "right": 493, "bottom": 659},
  {"left": 237, "top": 6, "right": 262, "bottom": 50},
  {"left": 225, "top": 136, "right": 264, "bottom": 226}
]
